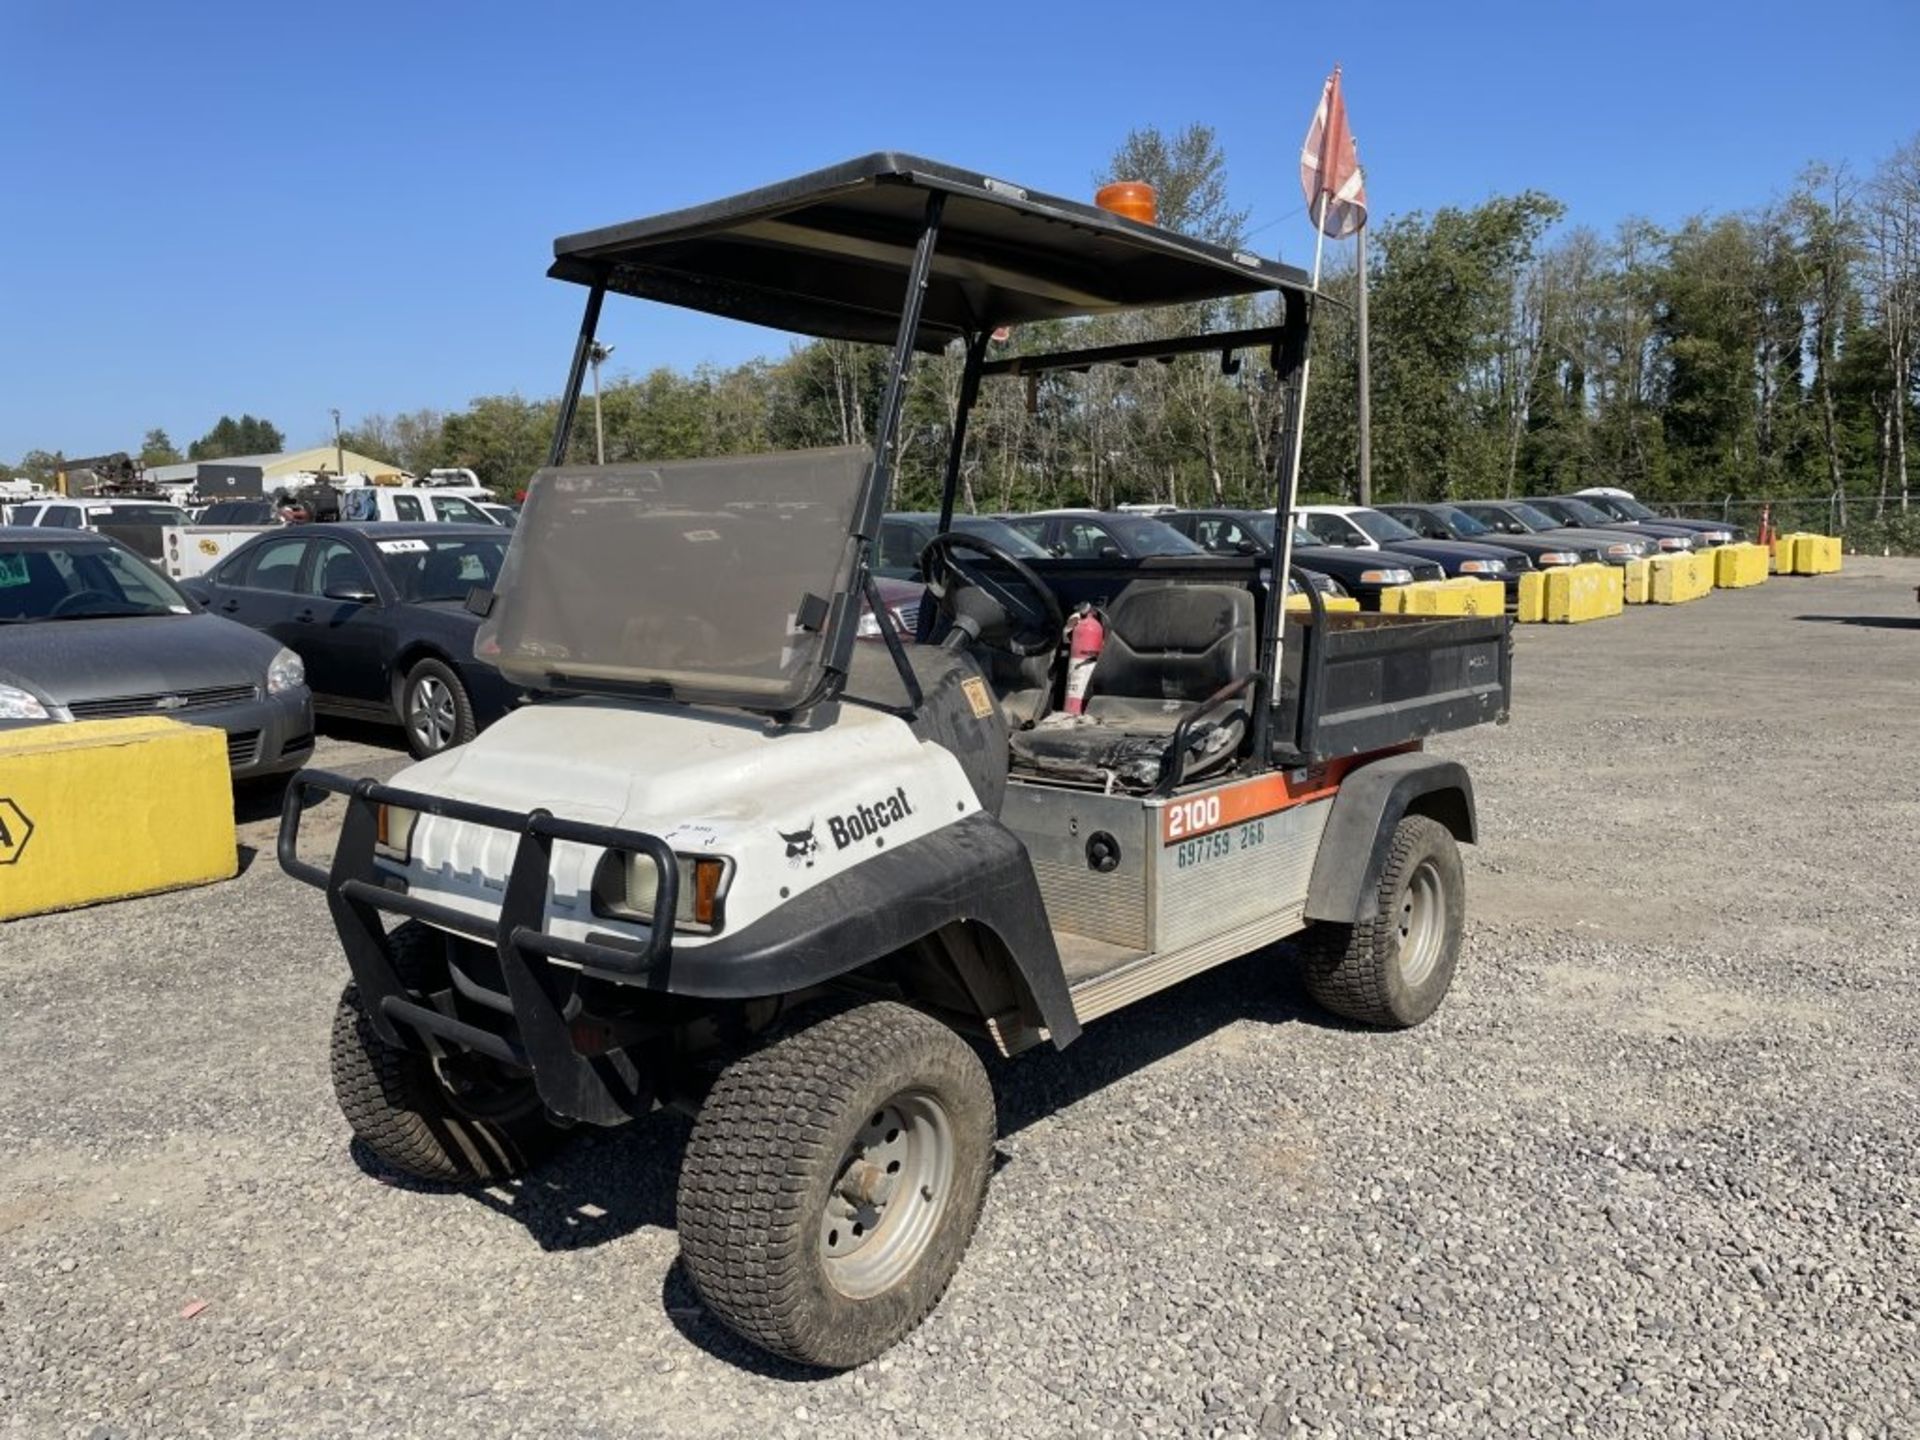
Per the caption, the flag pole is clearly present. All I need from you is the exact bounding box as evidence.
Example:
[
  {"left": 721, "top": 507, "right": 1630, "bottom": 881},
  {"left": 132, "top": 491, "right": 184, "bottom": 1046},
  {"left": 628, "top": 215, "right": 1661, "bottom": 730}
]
[
  {"left": 1269, "top": 208, "right": 1328, "bottom": 689},
  {"left": 1355, "top": 222, "right": 1372, "bottom": 507}
]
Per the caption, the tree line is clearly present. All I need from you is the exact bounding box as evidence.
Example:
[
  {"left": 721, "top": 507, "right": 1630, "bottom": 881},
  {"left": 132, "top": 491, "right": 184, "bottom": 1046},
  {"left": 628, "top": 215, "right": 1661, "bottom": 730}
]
[{"left": 11, "top": 126, "right": 1916, "bottom": 547}]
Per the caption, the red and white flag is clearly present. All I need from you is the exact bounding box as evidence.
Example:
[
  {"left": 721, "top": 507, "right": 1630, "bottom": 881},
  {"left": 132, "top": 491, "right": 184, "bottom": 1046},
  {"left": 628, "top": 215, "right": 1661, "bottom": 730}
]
[{"left": 1299, "top": 66, "right": 1368, "bottom": 239}]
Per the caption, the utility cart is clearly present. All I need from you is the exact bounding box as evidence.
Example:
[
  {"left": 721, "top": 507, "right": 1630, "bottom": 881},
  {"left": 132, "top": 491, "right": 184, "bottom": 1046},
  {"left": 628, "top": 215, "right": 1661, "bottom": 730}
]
[{"left": 280, "top": 154, "right": 1511, "bottom": 1369}]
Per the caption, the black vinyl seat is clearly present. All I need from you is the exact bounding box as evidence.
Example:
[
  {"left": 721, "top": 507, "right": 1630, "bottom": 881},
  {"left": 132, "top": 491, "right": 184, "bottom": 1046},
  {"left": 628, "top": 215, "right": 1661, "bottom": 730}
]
[{"left": 1008, "top": 581, "right": 1255, "bottom": 788}]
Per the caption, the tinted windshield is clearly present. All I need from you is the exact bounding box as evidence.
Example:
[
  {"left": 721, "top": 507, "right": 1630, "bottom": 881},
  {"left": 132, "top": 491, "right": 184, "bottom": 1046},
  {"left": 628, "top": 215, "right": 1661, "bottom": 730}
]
[
  {"left": 0, "top": 541, "right": 192, "bottom": 621},
  {"left": 477, "top": 446, "right": 868, "bottom": 708},
  {"left": 1432, "top": 505, "right": 1492, "bottom": 537},
  {"left": 375, "top": 534, "right": 510, "bottom": 601},
  {"left": 1609, "top": 495, "right": 1657, "bottom": 520},
  {"left": 1550, "top": 497, "right": 1613, "bottom": 526},
  {"left": 1352, "top": 510, "right": 1421, "bottom": 544},
  {"left": 201, "top": 501, "right": 274, "bottom": 525},
  {"left": 951, "top": 515, "right": 1049, "bottom": 557},
  {"left": 92, "top": 504, "right": 189, "bottom": 527},
  {"left": 1108, "top": 516, "right": 1203, "bottom": 555}
]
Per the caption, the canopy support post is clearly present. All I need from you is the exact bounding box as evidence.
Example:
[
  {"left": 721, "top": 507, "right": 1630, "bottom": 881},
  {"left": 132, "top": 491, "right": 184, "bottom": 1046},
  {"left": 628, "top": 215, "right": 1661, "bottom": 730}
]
[
  {"left": 548, "top": 280, "right": 606, "bottom": 468},
  {"left": 937, "top": 327, "right": 991, "bottom": 533}
]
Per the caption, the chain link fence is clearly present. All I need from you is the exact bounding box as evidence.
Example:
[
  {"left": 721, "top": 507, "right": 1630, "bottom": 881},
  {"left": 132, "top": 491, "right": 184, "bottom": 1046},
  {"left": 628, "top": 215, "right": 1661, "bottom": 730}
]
[{"left": 1649, "top": 494, "right": 1920, "bottom": 555}]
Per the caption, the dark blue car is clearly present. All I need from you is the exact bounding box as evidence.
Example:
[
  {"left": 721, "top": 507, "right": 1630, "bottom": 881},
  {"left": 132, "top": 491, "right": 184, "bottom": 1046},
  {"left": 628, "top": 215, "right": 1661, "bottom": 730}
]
[
  {"left": 182, "top": 522, "right": 517, "bottom": 757},
  {"left": 1295, "top": 505, "right": 1534, "bottom": 592}
]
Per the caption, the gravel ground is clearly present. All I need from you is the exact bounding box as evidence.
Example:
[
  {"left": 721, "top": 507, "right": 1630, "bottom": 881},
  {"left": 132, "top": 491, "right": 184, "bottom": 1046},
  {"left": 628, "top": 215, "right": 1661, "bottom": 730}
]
[{"left": 3, "top": 559, "right": 1918, "bottom": 1439}]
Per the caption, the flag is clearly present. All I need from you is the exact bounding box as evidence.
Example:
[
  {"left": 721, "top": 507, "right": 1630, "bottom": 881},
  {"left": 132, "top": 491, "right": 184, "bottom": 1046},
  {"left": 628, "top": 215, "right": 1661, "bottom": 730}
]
[{"left": 1299, "top": 66, "right": 1368, "bottom": 239}]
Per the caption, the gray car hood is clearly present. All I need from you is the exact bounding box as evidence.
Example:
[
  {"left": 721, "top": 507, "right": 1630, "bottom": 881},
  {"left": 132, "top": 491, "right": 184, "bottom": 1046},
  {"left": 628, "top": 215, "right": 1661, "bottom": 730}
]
[{"left": 0, "top": 612, "right": 279, "bottom": 708}]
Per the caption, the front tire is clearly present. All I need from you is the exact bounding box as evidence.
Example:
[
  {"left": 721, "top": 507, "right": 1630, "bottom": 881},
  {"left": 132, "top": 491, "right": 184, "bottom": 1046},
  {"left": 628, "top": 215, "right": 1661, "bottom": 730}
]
[
  {"left": 400, "top": 657, "right": 475, "bottom": 759},
  {"left": 676, "top": 1002, "right": 996, "bottom": 1369},
  {"left": 329, "top": 921, "right": 565, "bottom": 1182},
  {"left": 1300, "top": 814, "right": 1464, "bottom": 1028}
]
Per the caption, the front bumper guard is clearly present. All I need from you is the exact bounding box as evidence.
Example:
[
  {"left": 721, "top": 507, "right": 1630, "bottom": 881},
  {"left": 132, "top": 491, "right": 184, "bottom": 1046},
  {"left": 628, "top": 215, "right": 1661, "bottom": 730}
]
[{"left": 280, "top": 769, "right": 677, "bottom": 1125}]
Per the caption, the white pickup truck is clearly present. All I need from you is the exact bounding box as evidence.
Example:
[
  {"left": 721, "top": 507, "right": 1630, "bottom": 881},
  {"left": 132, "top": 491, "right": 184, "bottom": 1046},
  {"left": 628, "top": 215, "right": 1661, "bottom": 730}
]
[{"left": 162, "top": 488, "right": 505, "bottom": 579}]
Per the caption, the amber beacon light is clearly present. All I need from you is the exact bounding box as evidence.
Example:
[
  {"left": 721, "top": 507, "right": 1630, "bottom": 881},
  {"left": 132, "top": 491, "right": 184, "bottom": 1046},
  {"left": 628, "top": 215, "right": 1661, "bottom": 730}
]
[{"left": 1094, "top": 180, "right": 1158, "bottom": 225}]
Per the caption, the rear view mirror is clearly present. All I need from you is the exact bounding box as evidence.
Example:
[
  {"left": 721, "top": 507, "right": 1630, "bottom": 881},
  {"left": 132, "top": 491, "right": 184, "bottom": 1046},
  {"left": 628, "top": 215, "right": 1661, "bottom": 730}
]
[
  {"left": 1234, "top": 539, "right": 1260, "bottom": 556},
  {"left": 1097, "top": 545, "right": 1123, "bottom": 560}
]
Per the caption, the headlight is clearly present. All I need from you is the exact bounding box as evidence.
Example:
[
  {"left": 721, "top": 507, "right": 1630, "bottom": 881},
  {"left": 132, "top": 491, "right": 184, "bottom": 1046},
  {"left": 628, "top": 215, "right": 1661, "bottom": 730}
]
[
  {"left": 1458, "top": 559, "right": 1506, "bottom": 574},
  {"left": 1704, "top": 530, "right": 1732, "bottom": 544},
  {"left": 1538, "top": 551, "right": 1579, "bottom": 566},
  {"left": 1358, "top": 568, "right": 1413, "bottom": 585},
  {"left": 1605, "top": 542, "right": 1641, "bottom": 557},
  {"left": 0, "top": 683, "right": 54, "bottom": 721},
  {"left": 375, "top": 804, "right": 417, "bottom": 862},
  {"left": 1657, "top": 536, "right": 1692, "bottom": 550},
  {"left": 266, "top": 646, "right": 305, "bottom": 695},
  {"left": 592, "top": 850, "right": 731, "bottom": 933}
]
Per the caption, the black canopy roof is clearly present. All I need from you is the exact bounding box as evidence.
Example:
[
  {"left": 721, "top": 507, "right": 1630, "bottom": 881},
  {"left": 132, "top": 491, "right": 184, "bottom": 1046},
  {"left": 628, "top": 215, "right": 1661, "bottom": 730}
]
[{"left": 549, "top": 152, "right": 1313, "bottom": 351}]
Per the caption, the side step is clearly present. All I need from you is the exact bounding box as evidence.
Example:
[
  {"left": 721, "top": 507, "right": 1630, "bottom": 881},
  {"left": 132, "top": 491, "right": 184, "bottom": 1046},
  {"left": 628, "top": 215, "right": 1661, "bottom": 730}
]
[{"left": 1065, "top": 906, "right": 1309, "bottom": 1025}]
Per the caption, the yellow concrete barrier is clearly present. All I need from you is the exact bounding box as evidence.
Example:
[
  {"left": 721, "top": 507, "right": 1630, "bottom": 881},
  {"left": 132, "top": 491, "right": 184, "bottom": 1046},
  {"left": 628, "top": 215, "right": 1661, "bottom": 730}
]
[
  {"left": 1531, "top": 563, "right": 1624, "bottom": 623},
  {"left": 1285, "top": 593, "right": 1361, "bottom": 613},
  {"left": 1712, "top": 542, "right": 1769, "bottom": 588},
  {"left": 1771, "top": 533, "right": 1843, "bottom": 575},
  {"left": 1515, "top": 571, "right": 1546, "bottom": 623},
  {"left": 1379, "top": 576, "right": 1505, "bottom": 617},
  {"left": 1623, "top": 558, "right": 1651, "bottom": 604},
  {"left": 1649, "top": 551, "right": 1714, "bottom": 604},
  {"left": 0, "top": 717, "right": 235, "bottom": 921}
]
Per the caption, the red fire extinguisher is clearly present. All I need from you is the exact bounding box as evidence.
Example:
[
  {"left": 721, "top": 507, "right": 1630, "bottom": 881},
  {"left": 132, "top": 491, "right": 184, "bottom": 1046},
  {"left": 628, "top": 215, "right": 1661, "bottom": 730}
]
[{"left": 1063, "top": 605, "right": 1105, "bottom": 716}]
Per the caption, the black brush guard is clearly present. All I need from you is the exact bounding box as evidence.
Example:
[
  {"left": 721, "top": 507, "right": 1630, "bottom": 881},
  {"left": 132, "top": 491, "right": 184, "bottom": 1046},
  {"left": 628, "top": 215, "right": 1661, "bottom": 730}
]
[{"left": 280, "top": 770, "right": 678, "bottom": 1125}]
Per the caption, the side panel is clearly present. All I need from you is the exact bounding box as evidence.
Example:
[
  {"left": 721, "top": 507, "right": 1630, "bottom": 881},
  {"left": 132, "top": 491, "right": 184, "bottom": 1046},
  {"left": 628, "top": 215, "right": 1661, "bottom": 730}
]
[
  {"left": 1303, "top": 752, "right": 1476, "bottom": 925},
  {"left": 1152, "top": 797, "right": 1330, "bottom": 950},
  {"left": 1001, "top": 784, "right": 1152, "bottom": 950}
]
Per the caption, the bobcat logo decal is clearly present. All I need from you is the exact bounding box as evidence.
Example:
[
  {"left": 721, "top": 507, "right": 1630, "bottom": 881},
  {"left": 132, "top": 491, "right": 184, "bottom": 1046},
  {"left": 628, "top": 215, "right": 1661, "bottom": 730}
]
[{"left": 779, "top": 821, "right": 819, "bottom": 868}]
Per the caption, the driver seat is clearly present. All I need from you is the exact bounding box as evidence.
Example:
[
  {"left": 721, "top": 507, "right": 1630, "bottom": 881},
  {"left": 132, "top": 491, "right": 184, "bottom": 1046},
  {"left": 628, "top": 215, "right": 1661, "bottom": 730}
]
[{"left": 1009, "top": 581, "right": 1255, "bottom": 789}]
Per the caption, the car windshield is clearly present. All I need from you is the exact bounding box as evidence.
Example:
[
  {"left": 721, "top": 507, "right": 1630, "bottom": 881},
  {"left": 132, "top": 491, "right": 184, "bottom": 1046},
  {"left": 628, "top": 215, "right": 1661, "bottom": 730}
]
[
  {"left": 476, "top": 446, "right": 869, "bottom": 709},
  {"left": 1108, "top": 516, "right": 1204, "bottom": 555},
  {"left": 91, "top": 503, "right": 190, "bottom": 527},
  {"left": 1608, "top": 495, "right": 1657, "bottom": 520},
  {"left": 376, "top": 534, "right": 511, "bottom": 601},
  {"left": 1431, "top": 505, "right": 1493, "bottom": 537},
  {"left": 951, "top": 516, "right": 1049, "bottom": 557},
  {"left": 1499, "top": 503, "right": 1558, "bottom": 531},
  {"left": 1351, "top": 510, "right": 1421, "bottom": 544},
  {"left": 1548, "top": 497, "right": 1614, "bottom": 526},
  {"left": 0, "top": 541, "right": 192, "bottom": 621},
  {"left": 202, "top": 501, "right": 274, "bottom": 525}
]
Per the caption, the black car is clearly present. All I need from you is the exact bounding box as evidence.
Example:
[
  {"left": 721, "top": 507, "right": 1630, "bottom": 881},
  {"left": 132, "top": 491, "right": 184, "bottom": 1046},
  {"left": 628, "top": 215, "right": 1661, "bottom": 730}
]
[
  {"left": 0, "top": 527, "right": 312, "bottom": 778},
  {"left": 1001, "top": 509, "right": 1206, "bottom": 559},
  {"left": 1570, "top": 491, "right": 1740, "bottom": 546},
  {"left": 874, "top": 511, "right": 1052, "bottom": 581},
  {"left": 1295, "top": 505, "right": 1535, "bottom": 593},
  {"left": 182, "top": 522, "right": 517, "bottom": 758},
  {"left": 1451, "top": 500, "right": 1659, "bottom": 566},
  {"left": 1523, "top": 496, "right": 1699, "bottom": 553},
  {"left": 1164, "top": 508, "right": 1443, "bottom": 609},
  {"left": 1375, "top": 503, "right": 1602, "bottom": 569}
]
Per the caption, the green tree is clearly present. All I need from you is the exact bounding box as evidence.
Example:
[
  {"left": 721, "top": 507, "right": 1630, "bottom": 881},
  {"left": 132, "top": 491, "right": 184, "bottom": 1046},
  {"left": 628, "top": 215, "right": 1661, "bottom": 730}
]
[
  {"left": 139, "top": 428, "right": 182, "bottom": 467},
  {"left": 188, "top": 414, "right": 285, "bottom": 460}
]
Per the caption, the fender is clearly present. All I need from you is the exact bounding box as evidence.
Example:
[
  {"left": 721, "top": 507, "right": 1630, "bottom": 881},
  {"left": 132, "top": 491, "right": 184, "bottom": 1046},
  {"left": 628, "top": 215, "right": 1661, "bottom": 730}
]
[
  {"left": 1303, "top": 752, "right": 1476, "bottom": 926},
  {"left": 652, "top": 810, "right": 1081, "bottom": 1048}
]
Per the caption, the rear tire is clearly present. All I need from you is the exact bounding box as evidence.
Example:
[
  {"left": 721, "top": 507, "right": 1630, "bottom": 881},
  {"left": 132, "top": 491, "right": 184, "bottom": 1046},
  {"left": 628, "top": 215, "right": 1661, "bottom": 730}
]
[
  {"left": 329, "top": 921, "right": 564, "bottom": 1182},
  {"left": 400, "top": 658, "right": 475, "bottom": 759},
  {"left": 676, "top": 1001, "right": 996, "bottom": 1369},
  {"left": 1300, "top": 814, "right": 1464, "bottom": 1028}
]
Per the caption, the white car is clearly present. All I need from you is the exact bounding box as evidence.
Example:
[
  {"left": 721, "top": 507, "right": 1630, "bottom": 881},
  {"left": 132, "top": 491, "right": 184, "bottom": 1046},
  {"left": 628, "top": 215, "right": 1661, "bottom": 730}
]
[
  {"left": 340, "top": 488, "right": 502, "bottom": 525},
  {"left": 1293, "top": 504, "right": 1527, "bottom": 585}
]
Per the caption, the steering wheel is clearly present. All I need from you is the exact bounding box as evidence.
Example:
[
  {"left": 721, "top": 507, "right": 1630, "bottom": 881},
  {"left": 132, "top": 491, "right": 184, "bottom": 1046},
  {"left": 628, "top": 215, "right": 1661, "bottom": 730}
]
[
  {"left": 50, "top": 589, "right": 119, "bottom": 618},
  {"left": 919, "top": 531, "right": 1065, "bottom": 657}
]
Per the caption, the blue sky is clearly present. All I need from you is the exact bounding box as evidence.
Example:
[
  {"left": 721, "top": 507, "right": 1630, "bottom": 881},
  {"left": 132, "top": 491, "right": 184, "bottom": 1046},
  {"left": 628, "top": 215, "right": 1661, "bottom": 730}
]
[{"left": 4, "top": 0, "right": 1916, "bottom": 460}]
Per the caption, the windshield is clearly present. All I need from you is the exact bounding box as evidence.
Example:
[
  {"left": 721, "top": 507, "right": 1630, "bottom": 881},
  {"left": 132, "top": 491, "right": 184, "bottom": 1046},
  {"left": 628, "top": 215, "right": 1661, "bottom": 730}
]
[
  {"left": 1431, "top": 505, "right": 1492, "bottom": 537},
  {"left": 951, "top": 515, "right": 1049, "bottom": 557},
  {"left": 0, "top": 541, "right": 192, "bottom": 621},
  {"left": 1499, "top": 503, "right": 1557, "bottom": 531},
  {"left": 1608, "top": 495, "right": 1657, "bottom": 520},
  {"left": 1547, "top": 497, "right": 1613, "bottom": 526},
  {"left": 376, "top": 534, "right": 510, "bottom": 601},
  {"left": 1109, "top": 516, "right": 1204, "bottom": 555},
  {"left": 477, "top": 446, "right": 868, "bottom": 708},
  {"left": 1352, "top": 510, "right": 1421, "bottom": 544},
  {"left": 91, "top": 503, "right": 190, "bottom": 527}
]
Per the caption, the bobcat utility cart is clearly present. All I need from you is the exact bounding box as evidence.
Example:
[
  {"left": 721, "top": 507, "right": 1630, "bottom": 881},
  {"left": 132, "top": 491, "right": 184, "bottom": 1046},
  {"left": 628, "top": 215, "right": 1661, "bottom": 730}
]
[{"left": 281, "top": 154, "right": 1511, "bottom": 1369}]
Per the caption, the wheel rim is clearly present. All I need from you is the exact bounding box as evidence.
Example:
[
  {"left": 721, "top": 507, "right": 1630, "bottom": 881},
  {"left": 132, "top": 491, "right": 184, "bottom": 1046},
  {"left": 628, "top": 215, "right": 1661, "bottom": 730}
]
[
  {"left": 407, "top": 675, "right": 456, "bottom": 751},
  {"left": 819, "top": 1091, "right": 954, "bottom": 1300},
  {"left": 1397, "top": 859, "right": 1445, "bottom": 988},
  {"left": 429, "top": 1051, "right": 541, "bottom": 1124}
]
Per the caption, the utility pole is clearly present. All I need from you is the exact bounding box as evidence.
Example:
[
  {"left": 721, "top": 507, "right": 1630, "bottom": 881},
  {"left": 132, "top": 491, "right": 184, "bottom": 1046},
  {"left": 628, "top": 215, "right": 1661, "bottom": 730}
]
[
  {"left": 588, "top": 342, "right": 615, "bottom": 465},
  {"left": 1355, "top": 226, "right": 1373, "bottom": 506},
  {"left": 330, "top": 408, "right": 343, "bottom": 477}
]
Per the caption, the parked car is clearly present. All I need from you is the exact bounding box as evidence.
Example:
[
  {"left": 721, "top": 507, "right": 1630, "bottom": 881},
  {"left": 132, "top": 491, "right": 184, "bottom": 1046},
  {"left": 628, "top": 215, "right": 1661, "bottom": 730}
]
[
  {"left": 478, "top": 502, "right": 520, "bottom": 529},
  {"left": 340, "top": 488, "right": 503, "bottom": 525},
  {"left": 1294, "top": 504, "right": 1532, "bottom": 591},
  {"left": 5, "top": 495, "right": 195, "bottom": 563},
  {"left": 1001, "top": 509, "right": 1207, "bottom": 559},
  {"left": 181, "top": 523, "right": 517, "bottom": 758},
  {"left": 874, "top": 512, "right": 1053, "bottom": 581},
  {"left": 1374, "top": 502, "right": 1602, "bottom": 569},
  {"left": 1522, "top": 496, "right": 1698, "bottom": 552},
  {"left": 1449, "top": 499, "right": 1657, "bottom": 565},
  {"left": 1162, "top": 508, "right": 1442, "bottom": 608},
  {"left": 0, "top": 527, "right": 312, "bottom": 778},
  {"left": 1571, "top": 489, "right": 1740, "bottom": 545}
]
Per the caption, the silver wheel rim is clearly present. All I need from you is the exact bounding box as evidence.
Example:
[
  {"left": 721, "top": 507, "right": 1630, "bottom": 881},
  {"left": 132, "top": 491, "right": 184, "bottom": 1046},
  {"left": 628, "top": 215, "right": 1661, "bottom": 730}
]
[
  {"left": 819, "top": 1091, "right": 954, "bottom": 1300},
  {"left": 1397, "top": 859, "right": 1444, "bottom": 988},
  {"left": 407, "top": 675, "right": 456, "bottom": 751}
]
